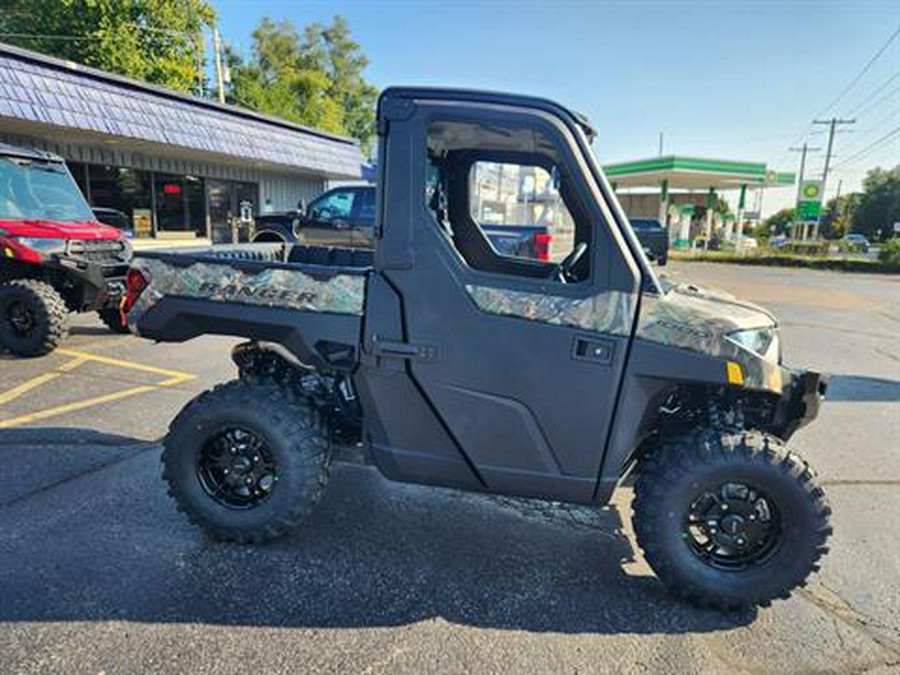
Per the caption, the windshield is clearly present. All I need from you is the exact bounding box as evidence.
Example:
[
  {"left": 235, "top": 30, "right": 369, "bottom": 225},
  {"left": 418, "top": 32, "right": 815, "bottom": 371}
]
[
  {"left": 572, "top": 126, "right": 663, "bottom": 294},
  {"left": 0, "top": 157, "right": 94, "bottom": 222}
]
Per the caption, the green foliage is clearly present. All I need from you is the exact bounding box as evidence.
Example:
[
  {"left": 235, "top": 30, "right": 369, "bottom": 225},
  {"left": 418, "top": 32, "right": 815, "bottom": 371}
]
[
  {"left": 879, "top": 237, "right": 900, "bottom": 265},
  {"left": 758, "top": 208, "right": 795, "bottom": 238},
  {"left": 227, "top": 15, "right": 378, "bottom": 155},
  {"left": 0, "top": 0, "right": 215, "bottom": 93},
  {"left": 819, "top": 193, "right": 859, "bottom": 240},
  {"left": 851, "top": 166, "right": 900, "bottom": 242}
]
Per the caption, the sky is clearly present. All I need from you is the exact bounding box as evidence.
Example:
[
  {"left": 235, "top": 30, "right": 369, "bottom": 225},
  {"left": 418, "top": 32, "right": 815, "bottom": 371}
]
[{"left": 215, "top": 0, "right": 900, "bottom": 216}]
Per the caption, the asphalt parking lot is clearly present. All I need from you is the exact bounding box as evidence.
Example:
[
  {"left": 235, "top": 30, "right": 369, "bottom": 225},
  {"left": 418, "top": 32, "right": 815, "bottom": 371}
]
[{"left": 1, "top": 261, "right": 898, "bottom": 674}]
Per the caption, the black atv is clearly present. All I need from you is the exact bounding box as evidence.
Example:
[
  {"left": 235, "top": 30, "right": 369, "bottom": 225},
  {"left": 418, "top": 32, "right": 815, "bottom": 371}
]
[{"left": 124, "top": 88, "right": 830, "bottom": 610}]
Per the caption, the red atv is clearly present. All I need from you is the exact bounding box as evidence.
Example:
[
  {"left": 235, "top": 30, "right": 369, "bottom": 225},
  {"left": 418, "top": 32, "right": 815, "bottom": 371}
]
[{"left": 0, "top": 143, "right": 131, "bottom": 356}]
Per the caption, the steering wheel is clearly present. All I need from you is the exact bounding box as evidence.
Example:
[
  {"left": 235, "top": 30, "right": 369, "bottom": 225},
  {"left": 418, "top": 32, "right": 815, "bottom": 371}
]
[{"left": 557, "top": 241, "right": 588, "bottom": 283}]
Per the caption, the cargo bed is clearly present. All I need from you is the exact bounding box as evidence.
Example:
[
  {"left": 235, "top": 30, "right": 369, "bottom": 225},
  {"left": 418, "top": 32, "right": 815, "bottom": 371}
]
[{"left": 127, "top": 243, "right": 371, "bottom": 370}]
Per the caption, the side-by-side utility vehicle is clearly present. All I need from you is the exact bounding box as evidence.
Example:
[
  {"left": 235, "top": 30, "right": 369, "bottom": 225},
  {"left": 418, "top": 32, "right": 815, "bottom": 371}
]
[
  {"left": 0, "top": 144, "right": 131, "bottom": 356},
  {"left": 124, "top": 88, "right": 831, "bottom": 609}
]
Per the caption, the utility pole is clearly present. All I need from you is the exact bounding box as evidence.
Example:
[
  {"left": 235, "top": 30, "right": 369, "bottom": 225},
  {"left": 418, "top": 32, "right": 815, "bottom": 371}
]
[
  {"left": 212, "top": 27, "right": 226, "bottom": 104},
  {"left": 658, "top": 132, "right": 664, "bottom": 157},
  {"left": 812, "top": 117, "right": 855, "bottom": 239},
  {"left": 789, "top": 143, "right": 820, "bottom": 240}
]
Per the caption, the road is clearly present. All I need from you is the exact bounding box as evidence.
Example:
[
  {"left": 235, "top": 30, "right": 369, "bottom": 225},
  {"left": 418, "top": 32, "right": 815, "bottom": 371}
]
[{"left": 1, "top": 262, "right": 899, "bottom": 674}]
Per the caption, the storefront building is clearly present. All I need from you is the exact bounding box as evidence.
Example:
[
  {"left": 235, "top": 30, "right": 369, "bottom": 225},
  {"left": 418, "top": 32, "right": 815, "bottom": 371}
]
[{"left": 0, "top": 43, "right": 365, "bottom": 241}]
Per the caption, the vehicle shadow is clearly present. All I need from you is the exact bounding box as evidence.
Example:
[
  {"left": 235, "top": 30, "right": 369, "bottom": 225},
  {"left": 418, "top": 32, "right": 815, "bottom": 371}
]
[
  {"left": 827, "top": 374, "right": 900, "bottom": 402},
  {"left": 68, "top": 324, "right": 118, "bottom": 337},
  {"left": 0, "top": 430, "right": 755, "bottom": 635}
]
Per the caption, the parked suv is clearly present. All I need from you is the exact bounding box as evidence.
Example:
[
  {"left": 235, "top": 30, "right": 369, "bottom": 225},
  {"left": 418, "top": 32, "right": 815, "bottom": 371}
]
[
  {"left": 0, "top": 143, "right": 131, "bottom": 356},
  {"left": 253, "top": 184, "right": 561, "bottom": 261}
]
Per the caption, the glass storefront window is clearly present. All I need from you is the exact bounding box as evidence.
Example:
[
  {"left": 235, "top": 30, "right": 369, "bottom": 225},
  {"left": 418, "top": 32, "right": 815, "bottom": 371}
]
[
  {"left": 87, "top": 165, "right": 152, "bottom": 237},
  {"left": 155, "top": 173, "right": 206, "bottom": 236}
]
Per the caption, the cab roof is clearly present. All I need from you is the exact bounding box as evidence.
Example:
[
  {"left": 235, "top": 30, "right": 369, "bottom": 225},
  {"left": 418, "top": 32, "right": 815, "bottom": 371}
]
[
  {"left": 0, "top": 142, "right": 64, "bottom": 163},
  {"left": 379, "top": 87, "right": 597, "bottom": 141}
]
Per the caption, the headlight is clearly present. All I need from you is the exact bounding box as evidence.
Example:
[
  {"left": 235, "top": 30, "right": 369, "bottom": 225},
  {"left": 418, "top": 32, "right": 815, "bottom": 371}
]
[
  {"left": 11, "top": 237, "right": 67, "bottom": 253},
  {"left": 726, "top": 328, "right": 780, "bottom": 361}
]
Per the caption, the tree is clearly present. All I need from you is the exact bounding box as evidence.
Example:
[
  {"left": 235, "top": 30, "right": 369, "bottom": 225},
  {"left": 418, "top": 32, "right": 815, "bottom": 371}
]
[
  {"left": 226, "top": 19, "right": 342, "bottom": 135},
  {"left": 819, "top": 193, "right": 860, "bottom": 240},
  {"left": 0, "top": 0, "right": 216, "bottom": 93},
  {"left": 757, "top": 208, "right": 795, "bottom": 238},
  {"left": 302, "top": 16, "right": 379, "bottom": 154},
  {"left": 227, "top": 16, "right": 378, "bottom": 154},
  {"left": 851, "top": 166, "right": 900, "bottom": 242}
]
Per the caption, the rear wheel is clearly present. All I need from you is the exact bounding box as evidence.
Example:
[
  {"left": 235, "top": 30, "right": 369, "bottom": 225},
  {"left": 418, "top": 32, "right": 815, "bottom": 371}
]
[
  {"left": 97, "top": 307, "right": 129, "bottom": 333},
  {"left": 162, "top": 380, "right": 330, "bottom": 543},
  {"left": 0, "top": 279, "right": 68, "bottom": 357},
  {"left": 632, "top": 430, "right": 831, "bottom": 609}
]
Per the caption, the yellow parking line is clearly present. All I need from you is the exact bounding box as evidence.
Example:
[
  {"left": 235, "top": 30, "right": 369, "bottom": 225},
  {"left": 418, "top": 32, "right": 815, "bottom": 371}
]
[
  {"left": 0, "top": 356, "right": 87, "bottom": 406},
  {"left": 0, "top": 384, "right": 158, "bottom": 428},
  {"left": 56, "top": 348, "right": 194, "bottom": 380},
  {"left": 0, "top": 348, "right": 197, "bottom": 429}
]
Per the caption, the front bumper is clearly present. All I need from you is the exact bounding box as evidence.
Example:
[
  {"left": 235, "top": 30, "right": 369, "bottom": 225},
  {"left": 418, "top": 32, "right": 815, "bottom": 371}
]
[
  {"left": 771, "top": 368, "right": 828, "bottom": 440},
  {"left": 51, "top": 256, "right": 128, "bottom": 310}
]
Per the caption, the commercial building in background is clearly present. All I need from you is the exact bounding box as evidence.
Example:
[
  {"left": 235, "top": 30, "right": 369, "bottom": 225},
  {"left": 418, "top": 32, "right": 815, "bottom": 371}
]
[{"left": 0, "top": 42, "right": 365, "bottom": 242}]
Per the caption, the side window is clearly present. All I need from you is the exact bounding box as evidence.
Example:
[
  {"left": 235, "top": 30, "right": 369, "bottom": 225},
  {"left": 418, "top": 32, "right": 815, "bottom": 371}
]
[
  {"left": 469, "top": 161, "right": 575, "bottom": 263},
  {"left": 354, "top": 188, "right": 377, "bottom": 222},
  {"left": 426, "top": 119, "right": 591, "bottom": 283},
  {"left": 311, "top": 190, "right": 355, "bottom": 222}
]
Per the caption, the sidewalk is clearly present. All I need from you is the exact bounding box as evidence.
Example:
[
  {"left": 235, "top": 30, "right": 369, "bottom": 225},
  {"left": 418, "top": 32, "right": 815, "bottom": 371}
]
[{"left": 130, "top": 237, "right": 212, "bottom": 251}]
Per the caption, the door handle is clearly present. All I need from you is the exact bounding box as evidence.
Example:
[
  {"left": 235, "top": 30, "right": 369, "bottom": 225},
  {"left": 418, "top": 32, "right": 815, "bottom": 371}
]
[
  {"left": 572, "top": 336, "right": 614, "bottom": 364},
  {"left": 372, "top": 336, "right": 438, "bottom": 361}
]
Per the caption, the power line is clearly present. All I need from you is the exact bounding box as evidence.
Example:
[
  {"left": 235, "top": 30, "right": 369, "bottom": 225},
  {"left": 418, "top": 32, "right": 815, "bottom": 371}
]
[
  {"left": 832, "top": 125, "right": 900, "bottom": 169},
  {"left": 818, "top": 25, "right": 900, "bottom": 117},
  {"left": 0, "top": 25, "right": 199, "bottom": 42},
  {"left": 846, "top": 70, "right": 900, "bottom": 116},
  {"left": 772, "top": 24, "right": 900, "bottom": 168},
  {"left": 852, "top": 81, "right": 900, "bottom": 120}
]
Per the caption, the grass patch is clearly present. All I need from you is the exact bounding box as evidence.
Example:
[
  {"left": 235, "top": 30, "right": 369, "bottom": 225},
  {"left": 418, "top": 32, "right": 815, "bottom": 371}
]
[{"left": 670, "top": 250, "right": 900, "bottom": 274}]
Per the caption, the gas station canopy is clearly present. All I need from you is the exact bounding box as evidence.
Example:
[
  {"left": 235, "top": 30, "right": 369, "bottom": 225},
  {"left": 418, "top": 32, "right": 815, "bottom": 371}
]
[{"left": 604, "top": 155, "right": 794, "bottom": 190}]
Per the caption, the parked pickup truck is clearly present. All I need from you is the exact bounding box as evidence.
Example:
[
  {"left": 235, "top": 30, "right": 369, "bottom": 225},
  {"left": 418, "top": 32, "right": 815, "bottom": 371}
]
[
  {"left": 252, "top": 185, "right": 556, "bottom": 261},
  {"left": 124, "top": 87, "right": 830, "bottom": 610}
]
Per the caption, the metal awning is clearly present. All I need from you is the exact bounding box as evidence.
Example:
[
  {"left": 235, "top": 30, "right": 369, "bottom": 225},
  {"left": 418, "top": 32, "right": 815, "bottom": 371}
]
[{"left": 604, "top": 155, "right": 794, "bottom": 190}]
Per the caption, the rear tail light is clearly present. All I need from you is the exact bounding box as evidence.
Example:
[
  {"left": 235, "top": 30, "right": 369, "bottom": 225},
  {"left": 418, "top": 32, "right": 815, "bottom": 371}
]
[
  {"left": 120, "top": 267, "right": 150, "bottom": 321},
  {"left": 534, "top": 233, "right": 552, "bottom": 262}
]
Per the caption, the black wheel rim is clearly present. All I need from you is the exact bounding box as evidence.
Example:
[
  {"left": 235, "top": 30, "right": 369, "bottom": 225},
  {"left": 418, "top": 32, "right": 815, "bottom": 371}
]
[
  {"left": 8, "top": 300, "right": 35, "bottom": 337},
  {"left": 196, "top": 427, "right": 278, "bottom": 509},
  {"left": 684, "top": 481, "right": 782, "bottom": 571}
]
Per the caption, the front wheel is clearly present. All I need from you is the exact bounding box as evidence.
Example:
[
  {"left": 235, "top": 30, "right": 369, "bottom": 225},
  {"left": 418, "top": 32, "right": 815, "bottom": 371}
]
[
  {"left": 632, "top": 431, "right": 831, "bottom": 609},
  {"left": 162, "top": 380, "right": 330, "bottom": 543},
  {"left": 0, "top": 279, "right": 68, "bottom": 356}
]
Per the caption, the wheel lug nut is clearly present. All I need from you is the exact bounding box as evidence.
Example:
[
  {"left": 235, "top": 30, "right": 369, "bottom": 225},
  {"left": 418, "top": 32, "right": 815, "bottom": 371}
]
[
  {"left": 245, "top": 477, "right": 253, "bottom": 485},
  {"left": 223, "top": 469, "right": 229, "bottom": 474},
  {"left": 721, "top": 504, "right": 728, "bottom": 511}
]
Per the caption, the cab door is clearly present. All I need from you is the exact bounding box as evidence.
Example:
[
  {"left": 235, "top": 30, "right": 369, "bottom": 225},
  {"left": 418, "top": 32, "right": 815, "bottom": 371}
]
[{"left": 362, "top": 96, "right": 641, "bottom": 503}]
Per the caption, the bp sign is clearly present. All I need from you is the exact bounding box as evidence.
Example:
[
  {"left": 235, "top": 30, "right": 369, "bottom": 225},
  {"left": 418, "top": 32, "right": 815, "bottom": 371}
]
[{"left": 797, "top": 180, "right": 824, "bottom": 222}]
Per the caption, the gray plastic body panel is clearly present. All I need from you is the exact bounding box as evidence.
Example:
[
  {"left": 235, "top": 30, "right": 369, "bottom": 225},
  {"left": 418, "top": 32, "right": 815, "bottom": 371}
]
[{"left": 355, "top": 89, "right": 646, "bottom": 504}]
